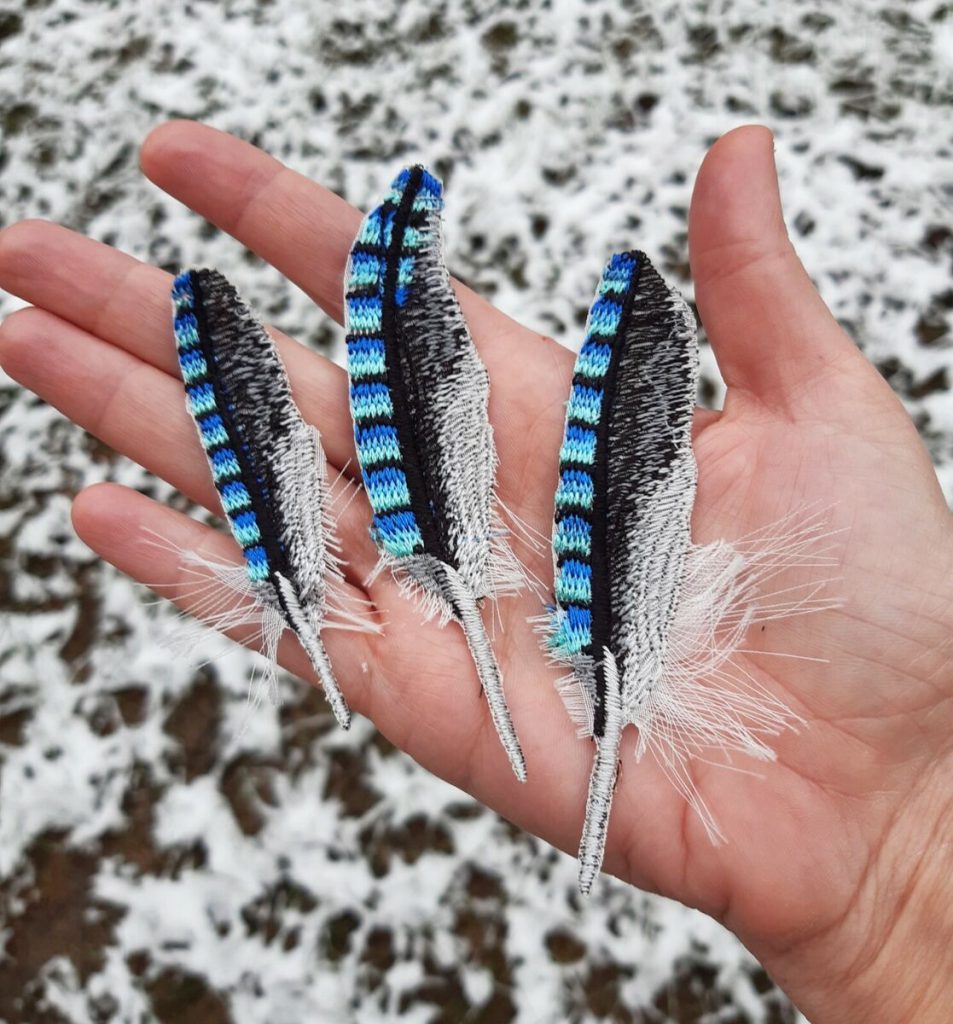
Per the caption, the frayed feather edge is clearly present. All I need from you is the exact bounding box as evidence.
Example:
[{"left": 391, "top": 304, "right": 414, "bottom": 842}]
[
  {"left": 540, "top": 505, "right": 843, "bottom": 840},
  {"left": 141, "top": 529, "right": 380, "bottom": 711},
  {"left": 365, "top": 507, "right": 534, "bottom": 624}
]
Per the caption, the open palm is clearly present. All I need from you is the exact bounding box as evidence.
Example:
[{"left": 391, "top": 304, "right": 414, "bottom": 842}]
[{"left": 2, "top": 122, "right": 951, "bottom": 1021}]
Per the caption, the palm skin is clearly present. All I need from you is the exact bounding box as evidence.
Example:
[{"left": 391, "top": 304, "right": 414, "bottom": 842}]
[{"left": 1, "top": 121, "right": 951, "bottom": 1022}]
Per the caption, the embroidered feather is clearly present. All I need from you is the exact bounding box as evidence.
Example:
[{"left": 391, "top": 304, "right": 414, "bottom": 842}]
[
  {"left": 343, "top": 165, "right": 528, "bottom": 781},
  {"left": 171, "top": 268, "right": 364, "bottom": 729},
  {"left": 545, "top": 252, "right": 835, "bottom": 894}
]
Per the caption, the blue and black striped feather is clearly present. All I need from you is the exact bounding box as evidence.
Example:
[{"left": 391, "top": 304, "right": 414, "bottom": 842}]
[
  {"left": 547, "top": 251, "right": 698, "bottom": 892},
  {"left": 344, "top": 166, "right": 526, "bottom": 781},
  {"left": 172, "top": 269, "right": 353, "bottom": 729},
  {"left": 346, "top": 168, "right": 494, "bottom": 594}
]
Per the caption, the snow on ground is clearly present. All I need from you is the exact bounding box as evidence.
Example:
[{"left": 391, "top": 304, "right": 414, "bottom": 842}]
[{"left": 0, "top": 0, "right": 951, "bottom": 1021}]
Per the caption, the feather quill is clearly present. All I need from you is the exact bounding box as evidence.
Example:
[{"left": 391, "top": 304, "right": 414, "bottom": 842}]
[
  {"left": 546, "top": 252, "right": 834, "bottom": 893},
  {"left": 171, "top": 268, "right": 364, "bottom": 729},
  {"left": 343, "top": 166, "right": 527, "bottom": 781}
]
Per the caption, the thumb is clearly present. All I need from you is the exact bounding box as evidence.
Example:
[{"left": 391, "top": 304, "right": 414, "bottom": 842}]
[{"left": 688, "top": 125, "right": 860, "bottom": 409}]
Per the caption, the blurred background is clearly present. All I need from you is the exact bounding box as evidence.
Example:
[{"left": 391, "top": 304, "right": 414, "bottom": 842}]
[{"left": 1, "top": 1, "right": 951, "bottom": 1021}]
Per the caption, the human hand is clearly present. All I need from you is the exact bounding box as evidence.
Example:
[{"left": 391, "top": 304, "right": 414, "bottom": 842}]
[{"left": 1, "top": 122, "right": 951, "bottom": 1022}]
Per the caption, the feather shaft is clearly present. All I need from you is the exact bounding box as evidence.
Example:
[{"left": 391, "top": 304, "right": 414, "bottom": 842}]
[
  {"left": 578, "top": 650, "right": 623, "bottom": 895},
  {"left": 441, "top": 564, "right": 527, "bottom": 782},
  {"left": 274, "top": 573, "right": 350, "bottom": 729}
]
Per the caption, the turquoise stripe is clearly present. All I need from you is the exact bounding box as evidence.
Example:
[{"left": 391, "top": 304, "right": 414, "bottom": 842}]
[
  {"left": 555, "top": 560, "right": 592, "bottom": 604},
  {"left": 598, "top": 269, "right": 634, "bottom": 296},
  {"left": 555, "top": 469, "right": 594, "bottom": 509},
  {"left": 373, "top": 510, "right": 424, "bottom": 558},
  {"left": 401, "top": 225, "right": 422, "bottom": 249},
  {"left": 356, "top": 424, "right": 402, "bottom": 466},
  {"left": 349, "top": 252, "right": 382, "bottom": 288},
  {"left": 397, "top": 256, "right": 414, "bottom": 286},
  {"left": 598, "top": 252, "right": 636, "bottom": 296},
  {"left": 347, "top": 296, "right": 383, "bottom": 334},
  {"left": 347, "top": 337, "right": 387, "bottom": 378},
  {"left": 174, "top": 313, "right": 200, "bottom": 349},
  {"left": 172, "top": 272, "right": 194, "bottom": 311},
  {"left": 560, "top": 425, "right": 597, "bottom": 465},
  {"left": 230, "top": 510, "right": 261, "bottom": 547},
  {"left": 550, "top": 605, "right": 592, "bottom": 655},
  {"left": 566, "top": 385, "right": 603, "bottom": 426},
  {"left": 366, "top": 467, "right": 411, "bottom": 512},
  {"left": 351, "top": 383, "right": 393, "bottom": 421},
  {"left": 179, "top": 348, "right": 208, "bottom": 383},
  {"left": 233, "top": 519, "right": 261, "bottom": 547},
  {"left": 554, "top": 515, "right": 592, "bottom": 556},
  {"left": 221, "top": 481, "right": 252, "bottom": 513},
  {"left": 412, "top": 193, "right": 440, "bottom": 213},
  {"left": 245, "top": 545, "right": 270, "bottom": 581},
  {"left": 187, "top": 383, "right": 216, "bottom": 417},
  {"left": 587, "top": 298, "right": 623, "bottom": 337},
  {"left": 199, "top": 415, "right": 229, "bottom": 449},
  {"left": 575, "top": 341, "right": 612, "bottom": 380},
  {"left": 358, "top": 210, "right": 382, "bottom": 245},
  {"left": 211, "top": 449, "right": 241, "bottom": 483},
  {"left": 552, "top": 606, "right": 589, "bottom": 655}
]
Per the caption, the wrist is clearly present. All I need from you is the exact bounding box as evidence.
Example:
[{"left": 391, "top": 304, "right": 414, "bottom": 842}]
[{"left": 754, "top": 764, "right": 953, "bottom": 1023}]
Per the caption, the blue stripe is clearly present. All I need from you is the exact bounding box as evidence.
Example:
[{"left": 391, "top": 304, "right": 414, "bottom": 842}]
[
  {"left": 358, "top": 209, "right": 383, "bottom": 245},
  {"left": 555, "top": 559, "right": 592, "bottom": 604},
  {"left": 560, "top": 424, "right": 597, "bottom": 466},
  {"left": 348, "top": 252, "right": 383, "bottom": 287},
  {"left": 245, "top": 545, "right": 270, "bottom": 580},
  {"left": 567, "top": 385, "right": 603, "bottom": 426},
  {"left": 179, "top": 348, "right": 208, "bottom": 384},
  {"left": 172, "top": 272, "right": 194, "bottom": 311},
  {"left": 174, "top": 312, "right": 200, "bottom": 349},
  {"left": 211, "top": 447, "right": 241, "bottom": 482},
  {"left": 397, "top": 256, "right": 414, "bottom": 286},
  {"left": 231, "top": 509, "right": 262, "bottom": 547},
  {"left": 347, "top": 337, "right": 387, "bottom": 379},
  {"left": 598, "top": 253, "right": 637, "bottom": 295},
  {"left": 587, "top": 297, "right": 623, "bottom": 337},
  {"left": 372, "top": 509, "right": 424, "bottom": 558},
  {"left": 347, "top": 295, "right": 384, "bottom": 334},
  {"left": 351, "top": 382, "right": 393, "bottom": 421},
  {"left": 186, "top": 382, "right": 216, "bottom": 416},
  {"left": 556, "top": 469, "right": 594, "bottom": 509},
  {"left": 550, "top": 605, "right": 592, "bottom": 655},
  {"left": 575, "top": 341, "right": 612, "bottom": 380},
  {"left": 365, "top": 467, "right": 412, "bottom": 512},
  {"left": 198, "top": 414, "right": 228, "bottom": 449},
  {"left": 554, "top": 515, "right": 592, "bottom": 556},
  {"left": 221, "top": 480, "right": 252, "bottom": 513},
  {"left": 355, "top": 423, "right": 402, "bottom": 466}
]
